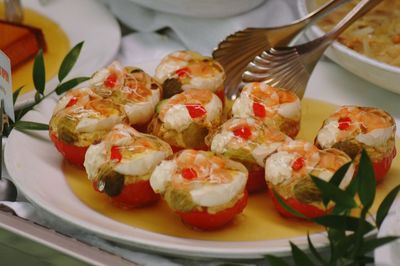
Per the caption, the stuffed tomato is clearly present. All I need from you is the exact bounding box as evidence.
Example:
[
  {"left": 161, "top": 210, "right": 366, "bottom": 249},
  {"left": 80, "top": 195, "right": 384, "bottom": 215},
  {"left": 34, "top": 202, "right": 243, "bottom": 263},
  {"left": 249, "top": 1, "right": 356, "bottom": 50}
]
[
  {"left": 209, "top": 117, "right": 290, "bottom": 193},
  {"left": 90, "top": 62, "right": 162, "bottom": 130},
  {"left": 148, "top": 89, "right": 223, "bottom": 152},
  {"left": 84, "top": 124, "right": 172, "bottom": 209},
  {"left": 265, "top": 140, "right": 354, "bottom": 219},
  {"left": 154, "top": 50, "right": 226, "bottom": 102},
  {"left": 315, "top": 106, "right": 396, "bottom": 182},
  {"left": 150, "top": 149, "right": 248, "bottom": 230},
  {"left": 49, "top": 88, "right": 126, "bottom": 167},
  {"left": 231, "top": 82, "right": 301, "bottom": 138}
]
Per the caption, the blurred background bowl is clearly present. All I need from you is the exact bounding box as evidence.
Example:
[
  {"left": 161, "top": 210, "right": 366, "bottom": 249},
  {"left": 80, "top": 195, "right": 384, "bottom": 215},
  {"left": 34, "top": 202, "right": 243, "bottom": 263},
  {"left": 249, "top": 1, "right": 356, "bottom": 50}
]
[
  {"left": 124, "top": 0, "right": 266, "bottom": 18},
  {"left": 298, "top": 0, "right": 400, "bottom": 95}
]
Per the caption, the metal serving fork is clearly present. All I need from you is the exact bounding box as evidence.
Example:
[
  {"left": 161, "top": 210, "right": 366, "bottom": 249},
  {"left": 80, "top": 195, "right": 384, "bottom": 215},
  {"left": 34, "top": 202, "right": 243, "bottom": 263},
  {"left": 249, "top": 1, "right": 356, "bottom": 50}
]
[
  {"left": 241, "top": 0, "right": 383, "bottom": 99},
  {"left": 213, "top": 0, "right": 352, "bottom": 100}
]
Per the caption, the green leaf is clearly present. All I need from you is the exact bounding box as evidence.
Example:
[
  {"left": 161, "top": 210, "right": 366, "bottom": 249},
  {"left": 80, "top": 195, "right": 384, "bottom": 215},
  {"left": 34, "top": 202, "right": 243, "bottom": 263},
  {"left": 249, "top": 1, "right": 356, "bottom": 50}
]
[
  {"left": 265, "top": 255, "right": 290, "bottom": 266},
  {"left": 14, "top": 121, "right": 49, "bottom": 131},
  {"left": 307, "top": 233, "right": 325, "bottom": 264},
  {"left": 272, "top": 190, "right": 307, "bottom": 219},
  {"left": 329, "top": 162, "right": 352, "bottom": 187},
  {"left": 55, "top": 76, "right": 90, "bottom": 95},
  {"left": 357, "top": 149, "right": 376, "bottom": 210},
  {"left": 13, "top": 86, "right": 24, "bottom": 105},
  {"left": 311, "top": 175, "right": 357, "bottom": 209},
  {"left": 312, "top": 215, "right": 374, "bottom": 232},
  {"left": 290, "top": 242, "right": 315, "bottom": 266},
  {"left": 331, "top": 233, "right": 355, "bottom": 261},
  {"left": 33, "top": 50, "right": 46, "bottom": 95},
  {"left": 58, "top": 41, "right": 84, "bottom": 82},
  {"left": 376, "top": 184, "right": 400, "bottom": 229},
  {"left": 360, "top": 236, "right": 398, "bottom": 254},
  {"left": 345, "top": 177, "right": 358, "bottom": 197}
]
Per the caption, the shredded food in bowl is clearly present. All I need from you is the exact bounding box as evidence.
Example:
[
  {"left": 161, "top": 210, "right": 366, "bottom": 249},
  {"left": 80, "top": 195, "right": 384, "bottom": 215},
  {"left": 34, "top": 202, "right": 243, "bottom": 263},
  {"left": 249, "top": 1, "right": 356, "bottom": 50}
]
[{"left": 316, "top": 0, "right": 400, "bottom": 67}]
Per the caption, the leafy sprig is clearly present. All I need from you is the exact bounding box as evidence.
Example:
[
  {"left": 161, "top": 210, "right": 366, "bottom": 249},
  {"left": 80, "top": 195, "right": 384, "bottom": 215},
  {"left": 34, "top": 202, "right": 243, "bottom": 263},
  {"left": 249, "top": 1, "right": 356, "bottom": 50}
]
[
  {"left": 267, "top": 150, "right": 400, "bottom": 266},
  {"left": 4, "top": 41, "right": 89, "bottom": 135}
]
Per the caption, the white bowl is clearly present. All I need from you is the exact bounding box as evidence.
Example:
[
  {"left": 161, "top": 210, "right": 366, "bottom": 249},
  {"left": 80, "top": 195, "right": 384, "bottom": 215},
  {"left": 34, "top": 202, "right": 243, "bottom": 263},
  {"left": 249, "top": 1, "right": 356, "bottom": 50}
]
[
  {"left": 298, "top": 0, "right": 400, "bottom": 95},
  {"left": 126, "top": 0, "right": 266, "bottom": 18}
]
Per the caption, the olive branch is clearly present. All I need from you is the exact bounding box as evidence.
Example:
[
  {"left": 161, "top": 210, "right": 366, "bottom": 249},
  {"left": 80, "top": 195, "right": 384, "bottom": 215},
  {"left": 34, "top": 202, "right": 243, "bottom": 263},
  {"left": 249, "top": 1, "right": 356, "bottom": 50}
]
[{"left": 5, "top": 41, "right": 89, "bottom": 136}]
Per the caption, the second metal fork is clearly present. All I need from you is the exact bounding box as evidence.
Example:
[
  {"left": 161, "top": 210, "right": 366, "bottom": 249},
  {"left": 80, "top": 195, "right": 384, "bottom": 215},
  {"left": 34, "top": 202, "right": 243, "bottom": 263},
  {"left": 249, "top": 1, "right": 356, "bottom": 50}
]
[{"left": 242, "top": 0, "right": 383, "bottom": 99}]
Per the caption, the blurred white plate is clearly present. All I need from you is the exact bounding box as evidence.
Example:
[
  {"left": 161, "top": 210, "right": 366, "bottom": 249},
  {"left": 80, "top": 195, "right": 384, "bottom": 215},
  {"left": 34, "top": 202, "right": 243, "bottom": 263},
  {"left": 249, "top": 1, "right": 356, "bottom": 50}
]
[
  {"left": 111, "top": 0, "right": 266, "bottom": 18},
  {"left": 15, "top": 0, "right": 120, "bottom": 108},
  {"left": 297, "top": 0, "right": 400, "bottom": 95}
]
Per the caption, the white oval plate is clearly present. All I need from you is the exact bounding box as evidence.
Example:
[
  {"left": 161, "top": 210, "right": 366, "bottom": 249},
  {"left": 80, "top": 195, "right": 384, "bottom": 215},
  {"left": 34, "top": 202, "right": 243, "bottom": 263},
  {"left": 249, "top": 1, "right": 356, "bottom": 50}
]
[
  {"left": 4, "top": 95, "right": 329, "bottom": 259},
  {"left": 15, "top": 0, "right": 121, "bottom": 108},
  {"left": 297, "top": 0, "right": 400, "bottom": 95}
]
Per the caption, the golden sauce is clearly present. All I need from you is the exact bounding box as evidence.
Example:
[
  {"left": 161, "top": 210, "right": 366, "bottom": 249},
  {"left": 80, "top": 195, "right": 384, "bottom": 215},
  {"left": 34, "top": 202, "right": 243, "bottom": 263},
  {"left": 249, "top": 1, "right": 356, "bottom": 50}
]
[
  {"left": 0, "top": 4, "right": 70, "bottom": 94},
  {"left": 64, "top": 99, "right": 400, "bottom": 241}
]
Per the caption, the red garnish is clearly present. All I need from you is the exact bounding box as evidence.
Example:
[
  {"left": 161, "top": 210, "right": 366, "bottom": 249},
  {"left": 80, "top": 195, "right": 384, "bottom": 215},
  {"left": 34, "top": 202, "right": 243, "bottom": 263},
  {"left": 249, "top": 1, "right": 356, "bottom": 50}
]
[
  {"left": 182, "top": 168, "right": 197, "bottom": 180},
  {"left": 176, "top": 67, "right": 190, "bottom": 78},
  {"left": 338, "top": 117, "right": 352, "bottom": 130},
  {"left": 233, "top": 125, "right": 252, "bottom": 140},
  {"left": 292, "top": 157, "right": 305, "bottom": 171},
  {"left": 110, "top": 146, "right": 122, "bottom": 162},
  {"left": 104, "top": 73, "right": 118, "bottom": 88},
  {"left": 186, "top": 104, "right": 207, "bottom": 118},
  {"left": 253, "top": 102, "right": 266, "bottom": 118},
  {"left": 66, "top": 97, "right": 78, "bottom": 108}
]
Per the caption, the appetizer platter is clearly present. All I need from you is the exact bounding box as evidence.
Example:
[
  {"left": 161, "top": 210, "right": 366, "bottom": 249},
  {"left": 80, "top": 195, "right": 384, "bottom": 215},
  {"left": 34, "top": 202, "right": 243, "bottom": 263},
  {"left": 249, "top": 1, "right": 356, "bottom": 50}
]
[
  {"left": 0, "top": 0, "right": 121, "bottom": 108},
  {"left": 4, "top": 52, "right": 400, "bottom": 258}
]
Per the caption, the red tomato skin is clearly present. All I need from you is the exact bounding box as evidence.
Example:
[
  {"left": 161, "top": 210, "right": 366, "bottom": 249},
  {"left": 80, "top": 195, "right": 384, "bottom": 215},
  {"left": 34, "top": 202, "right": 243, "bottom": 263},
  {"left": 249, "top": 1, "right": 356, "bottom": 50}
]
[
  {"left": 373, "top": 147, "right": 396, "bottom": 183},
  {"left": 110, "top": 179, "right": 159, "bottom": 209},
  {"left": 215, "top": 87, "right": 225, "bottom": 106},
  {"left": 269, "top": 191, "right": 330, "bottom": 219},
  {"left": 49, "top": 132, "right": 87, "bottom": 168},
  {"left": 176, "top": 191, "right": 248, "bottom": 230},
  {"left": 246, "top": 164, "right": 267, "bottom": 193}
]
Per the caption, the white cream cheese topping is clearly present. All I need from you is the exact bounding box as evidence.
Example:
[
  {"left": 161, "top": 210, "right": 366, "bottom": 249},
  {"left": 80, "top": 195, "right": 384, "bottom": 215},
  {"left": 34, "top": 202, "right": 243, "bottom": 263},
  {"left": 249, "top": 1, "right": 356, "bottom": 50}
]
[
  {"left": 150, "top": 160, "right": 178, "bottom": 193},
  {"left": 265, "top": 151, "right": 296, "bottom": 185},
  {"left": 278, "top": 99, "right": 301, "bottom": 120},
  {"left": 251, "top": 143, "right": 282, "bottom": 167},
  {"left": 231, "top": 93, "right": 253, "bottom": 118},
  {"left": 114, "top": 151, "right": 167, "bottom": 176},
  {"left": 154, "top": 60, "right": 187, "bottom": 83},
  {"left": 316, "top": 121, "right": 340, "bottom": 148},
  {"left": 163, "top": 104, "right": 192, "bottom": 132},
  {"left": 75, "top": 114, "right": 122, "bottom": 133},
  {"left": 189, "top": 171, "right": 246, "bottom": 207},
  {"left": 183, "top": 73, "right": 224, "bottom": 92},
  {"left": 318, "top": 120, "right": 393, "bottom": 148},
  {"left": 84, "top": 142, "right": 107, "bottom": 180},
  {"left": 210, "top": 131, "right": 235, "bottom": 154},
  {"left": 124, "top": 89, "right": 160, "bottom": 125},
  {"left": 355, "top": 127, "right": 393, "bottom": 147},
  {"left": 204, "top": 94, "right": 223, "bottom": 124}
]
